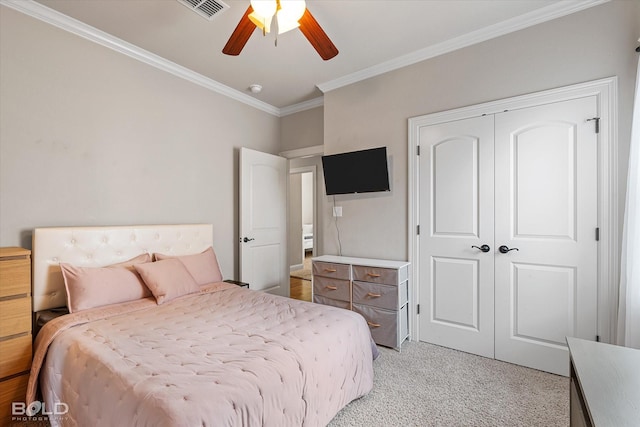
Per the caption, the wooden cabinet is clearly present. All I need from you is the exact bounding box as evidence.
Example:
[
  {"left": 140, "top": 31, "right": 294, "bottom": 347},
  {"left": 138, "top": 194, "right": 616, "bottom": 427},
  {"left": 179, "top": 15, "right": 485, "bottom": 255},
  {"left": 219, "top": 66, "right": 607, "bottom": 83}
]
[
  {"left": 312, "top": 255, "right": 410, "bottom": 350},
  {"left": 567, "top": 337, "right": 640, "bottom": 427},
  {"left": 0, "top": 247, "right": 32, "bottom": 424}
]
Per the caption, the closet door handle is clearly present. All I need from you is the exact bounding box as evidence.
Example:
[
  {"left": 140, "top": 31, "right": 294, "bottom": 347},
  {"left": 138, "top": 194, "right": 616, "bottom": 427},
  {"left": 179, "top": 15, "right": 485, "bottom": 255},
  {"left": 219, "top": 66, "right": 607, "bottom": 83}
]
[
  {"left": 498, "top": 245, "right": 519, "bottom": 254},
  {"left": 471, "top": 244, "right": 491, "bottom": 253}
]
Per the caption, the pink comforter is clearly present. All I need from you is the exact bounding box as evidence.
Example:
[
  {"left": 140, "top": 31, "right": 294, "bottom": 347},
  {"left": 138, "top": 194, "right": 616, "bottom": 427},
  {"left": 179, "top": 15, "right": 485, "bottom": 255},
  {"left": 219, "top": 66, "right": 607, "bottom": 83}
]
[{"left": 29, "top": 283, "right": 374, "bottom": 426}]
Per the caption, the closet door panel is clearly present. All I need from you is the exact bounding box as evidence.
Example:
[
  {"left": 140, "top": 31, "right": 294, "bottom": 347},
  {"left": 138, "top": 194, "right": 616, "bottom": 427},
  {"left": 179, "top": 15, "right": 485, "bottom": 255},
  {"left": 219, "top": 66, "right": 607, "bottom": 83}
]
[
  {"left": 418, "top": 115, "right": 495, "bottom": 358},
  {"left": 494, "top": 96, "right": 599, "bottom": 376}
]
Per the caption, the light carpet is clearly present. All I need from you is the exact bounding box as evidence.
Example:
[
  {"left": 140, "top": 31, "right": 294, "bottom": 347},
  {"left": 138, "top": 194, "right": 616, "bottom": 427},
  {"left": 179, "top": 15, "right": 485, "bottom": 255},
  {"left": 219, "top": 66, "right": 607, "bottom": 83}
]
[{"left": 329, "top": 341, "right": 569, "bottom": 427}]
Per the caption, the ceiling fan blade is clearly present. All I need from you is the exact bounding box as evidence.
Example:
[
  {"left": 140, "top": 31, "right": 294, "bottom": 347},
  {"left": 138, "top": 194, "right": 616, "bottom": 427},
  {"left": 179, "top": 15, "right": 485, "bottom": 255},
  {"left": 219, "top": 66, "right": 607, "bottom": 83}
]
[
  {"left": 222, "top": 6, "right": 256, "bottom": 56},
  {"left": 298, "top": 9, "right": 338, "bottom": 61}
]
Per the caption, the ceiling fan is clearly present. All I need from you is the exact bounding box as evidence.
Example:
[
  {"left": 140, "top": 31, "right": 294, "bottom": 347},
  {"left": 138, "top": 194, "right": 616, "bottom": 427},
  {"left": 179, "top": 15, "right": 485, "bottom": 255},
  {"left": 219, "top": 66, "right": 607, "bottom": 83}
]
[{"left": 222, "top": 0, "right": 338, "bottom": 60}]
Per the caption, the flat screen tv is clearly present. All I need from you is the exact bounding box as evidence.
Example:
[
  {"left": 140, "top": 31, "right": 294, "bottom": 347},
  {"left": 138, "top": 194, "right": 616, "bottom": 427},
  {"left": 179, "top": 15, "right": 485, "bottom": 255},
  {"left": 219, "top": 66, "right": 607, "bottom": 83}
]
[{"left": 322, "top": 147, "right": 390, "bottom": 195}]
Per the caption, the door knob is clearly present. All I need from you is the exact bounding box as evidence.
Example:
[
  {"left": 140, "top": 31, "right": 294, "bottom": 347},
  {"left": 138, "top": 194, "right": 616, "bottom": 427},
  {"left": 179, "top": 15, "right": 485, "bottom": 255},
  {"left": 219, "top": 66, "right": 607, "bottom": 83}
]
[
  {"left": 498, "top": 245, "right": 519, "bottom": 254},
  {"left": 471, "top": 244, "right": 491, "bottom": 253},
  {"left": 242, "top": 237, "right": 255, "bottom": 243}
]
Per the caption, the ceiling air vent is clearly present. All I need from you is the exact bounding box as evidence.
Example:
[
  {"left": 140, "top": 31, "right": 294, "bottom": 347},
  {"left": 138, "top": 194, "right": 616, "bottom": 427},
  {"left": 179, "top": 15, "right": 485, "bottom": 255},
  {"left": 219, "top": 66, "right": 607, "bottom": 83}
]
[{"left": 177, "top": 0, "right": 230, "bottom": 21}]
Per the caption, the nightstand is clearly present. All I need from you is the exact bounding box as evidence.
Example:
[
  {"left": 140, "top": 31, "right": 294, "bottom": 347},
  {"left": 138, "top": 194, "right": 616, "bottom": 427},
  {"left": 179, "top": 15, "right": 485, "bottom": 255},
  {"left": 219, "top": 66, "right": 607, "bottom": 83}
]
[
  {"left": 0, "top": 247, "right": 32, "bottom": 424},
  {"left": 223, "top": 279, "right": 250, "bottom": 289}
]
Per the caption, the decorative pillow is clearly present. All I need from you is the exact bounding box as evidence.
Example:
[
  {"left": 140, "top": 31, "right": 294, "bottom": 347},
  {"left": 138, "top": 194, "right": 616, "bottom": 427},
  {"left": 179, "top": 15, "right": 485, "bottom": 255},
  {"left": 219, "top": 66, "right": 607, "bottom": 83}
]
[
  {"left": 153, "top": 247, "right": 223, "bottom": 286},
  {"left": 61, "top": 253, "right": 152, "bottom": 313},
  {"left": 134, "top": 258, "right": 199, "bottom": 304}
]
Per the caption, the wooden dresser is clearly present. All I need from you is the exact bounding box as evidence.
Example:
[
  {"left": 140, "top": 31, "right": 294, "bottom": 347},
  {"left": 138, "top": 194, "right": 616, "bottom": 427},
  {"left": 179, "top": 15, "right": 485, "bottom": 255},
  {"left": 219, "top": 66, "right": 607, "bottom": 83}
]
[
  {"left": 0, "top": 247, "right": 32, "bottom": 424},
  {"left": 567, "top": 337, "right": 640, "bottom": 427},
  {"left": 312, "top": 255, "right": 410, "bottom": 350}
]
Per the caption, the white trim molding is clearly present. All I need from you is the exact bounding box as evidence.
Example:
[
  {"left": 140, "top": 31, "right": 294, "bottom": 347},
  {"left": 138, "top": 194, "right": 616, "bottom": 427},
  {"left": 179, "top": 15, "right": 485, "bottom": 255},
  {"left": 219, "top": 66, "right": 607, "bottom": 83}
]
[
  {"left": 407, "top": 77, "right": 619, "bottom": 344},
  {"left": 279, "top": 145, "right": 324, "bottom": 159},
  {"left": 2, "top": 0, "right": 607, "bottom": 115},
  {"left": 279, "top": 97, "right": 324, "bottom": 117},
  {"left": 318, "top": 0, "right": 609, "bottom": 94}
]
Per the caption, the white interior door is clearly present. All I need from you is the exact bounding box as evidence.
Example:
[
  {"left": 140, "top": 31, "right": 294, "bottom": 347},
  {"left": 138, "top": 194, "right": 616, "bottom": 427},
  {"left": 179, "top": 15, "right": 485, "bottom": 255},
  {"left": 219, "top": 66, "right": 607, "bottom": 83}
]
[
  {"left": 494, "top": 97, "right": 599, "bottom": 375},
  {"left": 240, "top": 147, "right": 288, "bottom": 296},
  {"left": 418, "top": 115, "right": 495, "bottom": 358}
]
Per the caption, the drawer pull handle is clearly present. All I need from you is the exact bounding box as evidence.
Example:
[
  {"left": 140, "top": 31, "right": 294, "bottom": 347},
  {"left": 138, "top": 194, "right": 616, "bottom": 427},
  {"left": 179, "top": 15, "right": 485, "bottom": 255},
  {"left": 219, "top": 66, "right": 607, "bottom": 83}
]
[
  {"left": 366, "top": 273, "right": 381, "bottom": 278},
  {"left": 324, "top": 268, "right": 337, "bottom": 273},
  {"left": 367, "top": 321, "right": 381, "bottom": 328},
  {"left": 367, "top": 292, "right": 382, "bottom": 297},
  {"left": 325, "top": 285, "right": 338, "bottom": 290}
]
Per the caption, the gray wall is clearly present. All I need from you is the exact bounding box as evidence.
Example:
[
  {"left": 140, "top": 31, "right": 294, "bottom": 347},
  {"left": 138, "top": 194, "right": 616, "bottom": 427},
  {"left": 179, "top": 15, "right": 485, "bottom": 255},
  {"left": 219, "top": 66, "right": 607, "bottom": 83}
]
[
  {"left": 280, "top": 107, "right": 323, "bottom": 152},
  {"left": 322, "top": 1, "right": 639, "bottom": 261},
  {"left": 0, "top": 7, "right": 281, "bottom": 279},
  {"left": 2, "top": 2, "right": 637, "bottom": 278}
]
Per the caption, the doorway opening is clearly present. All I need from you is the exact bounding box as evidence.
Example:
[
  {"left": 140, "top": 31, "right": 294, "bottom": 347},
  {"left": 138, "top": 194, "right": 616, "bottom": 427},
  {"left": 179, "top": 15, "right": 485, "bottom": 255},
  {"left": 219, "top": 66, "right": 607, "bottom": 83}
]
[{"left": 289, "top": 163, "right": 318, "bottom": 302}]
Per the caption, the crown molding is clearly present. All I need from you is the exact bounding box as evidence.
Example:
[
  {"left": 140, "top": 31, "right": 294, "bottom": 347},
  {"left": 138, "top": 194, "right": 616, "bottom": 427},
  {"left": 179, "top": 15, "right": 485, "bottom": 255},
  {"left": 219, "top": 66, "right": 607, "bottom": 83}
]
[
  {"left": 0, "top": 0, "right": 281, "bottom": 117},
  {"left": 279, "top": 97, "right": 324, "bottom": 117},
  {"left": 317, "top": 0, "right": 610, "bottom": 94},
  {"left": 3, "top": 0, "right": 607, "bottom": 114}
]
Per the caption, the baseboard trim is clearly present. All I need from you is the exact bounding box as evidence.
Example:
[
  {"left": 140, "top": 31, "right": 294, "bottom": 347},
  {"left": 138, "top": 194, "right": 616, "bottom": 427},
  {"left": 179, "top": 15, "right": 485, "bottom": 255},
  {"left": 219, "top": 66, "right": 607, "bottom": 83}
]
[{"left": 290, "top": 264, "right": 304, "bottom": 272}]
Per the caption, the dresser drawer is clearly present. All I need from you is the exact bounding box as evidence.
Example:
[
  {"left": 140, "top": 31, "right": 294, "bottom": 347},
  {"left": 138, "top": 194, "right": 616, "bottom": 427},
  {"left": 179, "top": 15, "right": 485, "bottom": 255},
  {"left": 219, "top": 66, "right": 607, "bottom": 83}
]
[
  {"left": 0, "top": 258, "right": 30, "bottom": 299},
  {"left": 313, "top": 276, "right": 350, "bottom": 302},
  {"left": 353, "top": 303, "right": 399, "bottom": 348},
  {"left": 313, "top": 294, "right": 350, "bottom": 310},
  {"left": 0, "top": 297, "right": 31, "bottom": 338},
  {"left": 353, "top": 265, "right": 399, "bottom": 285},
  {"left": 0, "top": 373, "right": 28, "bottom": 423},
  {"left": 0, "top": 334, "right": 32, "bottom": 378},
  {"left": 353, "top": 280, "right": 408, "bottom": 310},
  {"left": 353, "top": 303, "right": 408, "bottom": 349},
  {"left": 312, "top": 261, "right": 350, "bottom": 280}
]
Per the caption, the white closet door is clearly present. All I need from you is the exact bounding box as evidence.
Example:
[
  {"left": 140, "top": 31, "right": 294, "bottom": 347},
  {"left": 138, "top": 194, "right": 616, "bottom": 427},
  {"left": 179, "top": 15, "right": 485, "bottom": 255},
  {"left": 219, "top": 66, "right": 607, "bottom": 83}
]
[
  {"left": 494, "top": 96, "right": 599, "bottom": 376},
  {"left": 418, "top": 115, "right": 495, "bottom": 358}
]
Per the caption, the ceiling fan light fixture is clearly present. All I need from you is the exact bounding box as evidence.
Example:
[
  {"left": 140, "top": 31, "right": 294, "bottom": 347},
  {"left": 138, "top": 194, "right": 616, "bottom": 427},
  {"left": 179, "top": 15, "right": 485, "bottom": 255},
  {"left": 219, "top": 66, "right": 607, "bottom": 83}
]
[
  {"left": 276, "top": 0, "right": 305, "bottom": 34},
  {"left": 248, "top": 11, "right": 272, "bottom": 33},
  {"left": 222, "top": 1, "right": 337, "bottom": 60},
  {"left": 248, "top": 0, "right": 305, "bottom": 35},
  {"left": 249, "top": 0, "right": 275, "bottom": 32},
  {"left": 249, "top": 0, "right": 276, "bottom": 19}
]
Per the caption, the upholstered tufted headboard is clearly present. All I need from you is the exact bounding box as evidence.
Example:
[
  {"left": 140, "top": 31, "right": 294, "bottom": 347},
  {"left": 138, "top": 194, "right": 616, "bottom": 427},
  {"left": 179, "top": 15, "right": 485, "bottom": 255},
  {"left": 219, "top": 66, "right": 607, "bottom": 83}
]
[{"left": 32, "top": 224, "right": 214, "bottom": 312}]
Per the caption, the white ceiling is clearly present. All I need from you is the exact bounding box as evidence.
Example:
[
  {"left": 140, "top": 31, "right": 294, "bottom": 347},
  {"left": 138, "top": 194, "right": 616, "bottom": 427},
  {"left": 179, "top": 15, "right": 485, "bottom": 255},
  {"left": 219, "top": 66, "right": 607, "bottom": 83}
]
[{"left": 18, "top": 0, "right": 606, "bottom": 113}]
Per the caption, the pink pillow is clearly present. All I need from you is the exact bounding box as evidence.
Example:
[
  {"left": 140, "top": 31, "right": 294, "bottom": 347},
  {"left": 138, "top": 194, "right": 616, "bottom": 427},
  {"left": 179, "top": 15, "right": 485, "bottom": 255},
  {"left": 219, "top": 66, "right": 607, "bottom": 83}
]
[
  {"left": 134, "top": 259, "right": 199, "bottom": 304},
  {"left": 154, "top": 247, "right": 223, "bottom": 286},
  {"left": 61, "top": 253, "right": 152, "bottom": 313}
]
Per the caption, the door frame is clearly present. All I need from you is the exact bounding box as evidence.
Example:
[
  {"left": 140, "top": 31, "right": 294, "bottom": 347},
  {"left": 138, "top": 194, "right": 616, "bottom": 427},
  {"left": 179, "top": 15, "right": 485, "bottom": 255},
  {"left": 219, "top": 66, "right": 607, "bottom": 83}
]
[{"left": 408, "top": 77, "right": 618, "bottom": 344}]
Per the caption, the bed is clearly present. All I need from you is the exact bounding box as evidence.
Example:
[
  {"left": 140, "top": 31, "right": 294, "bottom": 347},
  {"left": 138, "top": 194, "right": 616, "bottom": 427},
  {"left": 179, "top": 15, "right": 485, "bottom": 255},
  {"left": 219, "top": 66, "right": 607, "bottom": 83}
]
[{"left": 27, "top": 224, "right": 374, "bottom": 426}]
